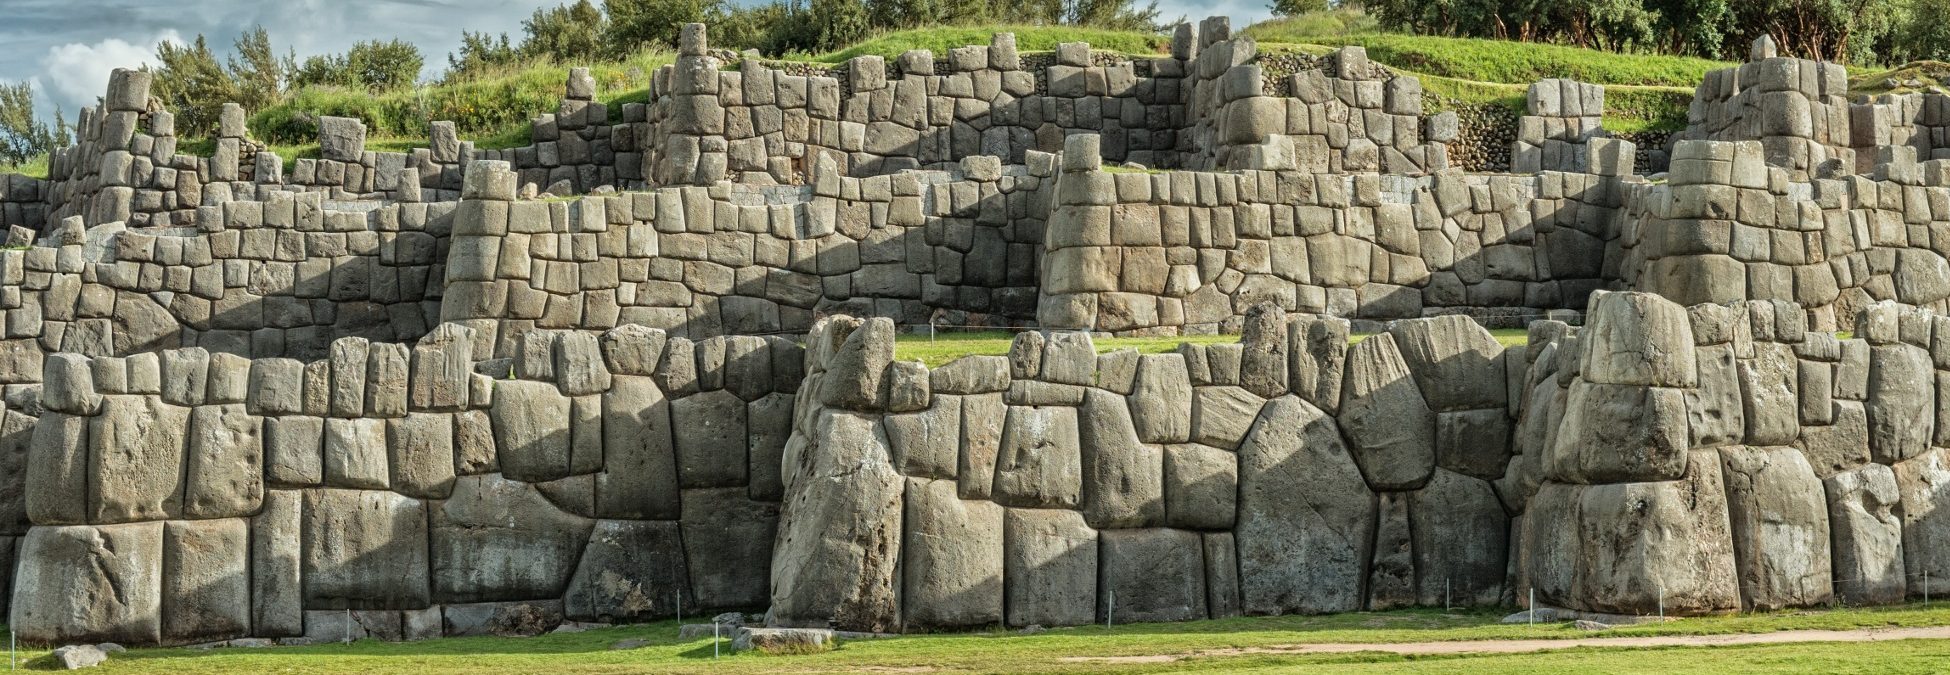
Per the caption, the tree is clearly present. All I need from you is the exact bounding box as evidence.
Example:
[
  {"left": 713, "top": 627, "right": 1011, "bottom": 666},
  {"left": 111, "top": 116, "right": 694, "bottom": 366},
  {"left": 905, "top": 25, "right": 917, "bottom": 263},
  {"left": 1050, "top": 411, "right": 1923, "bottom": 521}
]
[
  {"left": 346, "top": 40, "right": 424, "bottom": 90},
  {"left": 152, "top": 35, "right": 237, "bottom": 137},
  {"left": 602, "top": 0, "right": 714, "bottom": 55},
  {"left": 228, "top": 26, "right": 285, "bottom": 113},
  {"left": 523, "top": 0, "right": 607, "bottom": 61},
  {"left": 1269, "top": 0, "right": 1329, "bottom": 17},
  {"left": 446, "top": 32, "right": 521, "bottom": 81},
  {"left": 0, "top": 82, "right": 68, "bottom": 167},
  {"left": 808, "top": 0, "right": 873, "bottom": 51}
]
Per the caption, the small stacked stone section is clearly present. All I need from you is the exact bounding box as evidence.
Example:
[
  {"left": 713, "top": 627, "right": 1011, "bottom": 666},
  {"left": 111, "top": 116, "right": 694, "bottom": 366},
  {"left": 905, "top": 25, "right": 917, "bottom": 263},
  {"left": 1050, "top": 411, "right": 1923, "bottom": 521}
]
[
  {"left": 1620, "top": 138, "right": 1950, "bottom": 332},
  {"left": 1512, "top": 79, "right": 1634, "bottom": 176},
  {"left": 770, "top": 306, "right": 1515, "bottom": 631},
  {"left": 1672, "top": 36, "right": 1852, "bottom": 180},
  {"left": 1038, "top": 134, "right": 1623, "bottom": 334},
  {"left": 8, "top": 322, "right": 799, "bottom": 645}
]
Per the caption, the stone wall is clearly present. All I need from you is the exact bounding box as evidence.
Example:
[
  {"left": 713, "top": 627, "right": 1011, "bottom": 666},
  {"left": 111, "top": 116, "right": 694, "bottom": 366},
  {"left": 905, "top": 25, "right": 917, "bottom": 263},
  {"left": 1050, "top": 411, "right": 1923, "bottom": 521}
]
[
  {"left": 438, "top": 155, "right": 1050, "bottom": 359},
  {"left": 1518, "top": 293, "right": 1950, "bottom": 614},
  {"left": 769, "top": 307, "right": 1517, "bottom": 630},
  {"left": 1037, "top": 135, "right": 1624, "bottom": 334},
  {"left": 1617, "top": 138, "right": 1950, "bottom": 332},
  {"left": 8, "top": 323, "right": 795, "bottom": 645}
]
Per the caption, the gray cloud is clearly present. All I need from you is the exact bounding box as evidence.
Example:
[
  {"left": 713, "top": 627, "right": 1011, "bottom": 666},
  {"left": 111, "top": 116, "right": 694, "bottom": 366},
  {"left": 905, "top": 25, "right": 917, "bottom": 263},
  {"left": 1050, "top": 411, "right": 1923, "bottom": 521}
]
[{"left": 2, "top": 0, "right": 1262, "bottom": 121}]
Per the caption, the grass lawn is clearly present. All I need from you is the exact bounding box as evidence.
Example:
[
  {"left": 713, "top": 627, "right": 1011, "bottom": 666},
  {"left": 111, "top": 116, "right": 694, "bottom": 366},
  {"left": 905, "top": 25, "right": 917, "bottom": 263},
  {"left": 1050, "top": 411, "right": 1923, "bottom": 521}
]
[
  {"left": 895, "top": 328, "right": 1531, "bottom": 367},
  {"left": 19, "top": 603, "right": 1950, "bottom": 673}
]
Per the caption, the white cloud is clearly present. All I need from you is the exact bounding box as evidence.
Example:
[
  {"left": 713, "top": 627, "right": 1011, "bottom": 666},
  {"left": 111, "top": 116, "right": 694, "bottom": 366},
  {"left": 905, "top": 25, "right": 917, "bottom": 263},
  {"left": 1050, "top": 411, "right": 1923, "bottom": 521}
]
[{"left": 39, "top": 30, "right": 183, "bottom": 109}]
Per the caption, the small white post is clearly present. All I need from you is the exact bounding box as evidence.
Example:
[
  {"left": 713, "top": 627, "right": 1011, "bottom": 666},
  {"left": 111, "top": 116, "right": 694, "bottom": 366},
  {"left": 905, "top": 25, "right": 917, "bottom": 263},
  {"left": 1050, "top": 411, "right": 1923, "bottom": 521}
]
[
  {"left": 713, "top": 621, "right": 720, "bottom": 659},
  {"left": 1528, "top": 589, "right": 1535, "bottom": 627},
  {"left": 1445, "top": 578, "right": 1452, "bottom": 611},
  {"left": 1106, "top": 590, "right": 1114, "bottom": 629}
]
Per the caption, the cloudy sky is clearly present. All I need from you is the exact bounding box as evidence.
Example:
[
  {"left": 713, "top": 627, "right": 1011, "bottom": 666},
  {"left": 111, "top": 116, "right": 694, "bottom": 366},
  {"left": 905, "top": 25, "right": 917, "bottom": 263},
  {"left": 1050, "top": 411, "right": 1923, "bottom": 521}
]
[{"left": 1, "top": 0, "right": 1269, "bottom": 121}]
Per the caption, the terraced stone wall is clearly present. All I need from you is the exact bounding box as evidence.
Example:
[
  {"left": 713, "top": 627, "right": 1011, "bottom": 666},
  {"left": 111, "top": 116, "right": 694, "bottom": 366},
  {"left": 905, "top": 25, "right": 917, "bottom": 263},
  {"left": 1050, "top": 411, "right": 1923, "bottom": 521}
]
[{"left": 1036, "top": 135, "right": 1625, "bottom": 335}]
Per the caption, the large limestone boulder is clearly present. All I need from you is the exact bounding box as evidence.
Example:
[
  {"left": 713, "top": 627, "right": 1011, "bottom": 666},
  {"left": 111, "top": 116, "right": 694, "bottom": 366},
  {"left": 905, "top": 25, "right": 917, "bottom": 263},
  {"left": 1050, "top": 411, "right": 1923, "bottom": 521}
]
[
  {"left": 1288, "top": 315, "right": 1348, "bottom": 414},
  {"left": 1236, "top": 395, "right": 1375, "bottom": 614},
  {"left": 1409, "top": 469, "right": 1509, "bottom": 607},
  {"left": 491, "top": 380, "right": 572, "bottom": 482},
  {"left": 679, "top": 488, "right": 778, "bottom": 609},
  {"left": 672, "top": 389, "right": 749, "bottom": 487},
  {"left": 1129, "top": 354, "right": 1192, "bottom": 443},
  {"left": 11, "top": 522, "right": 163, "bottom": 644},
  {"left": 1823, "top": 463, "right": 1906, "bottom": 605},
  {"left": 1337, "top": 334, "right": 1436, "bottom": 490},
  {"left": 769, "top": 410, "right": 902, "bottom": 632},
  {"left": 1686, "top": 343, "right": 1745, "bottom": 449},
  {"left": 564, "top": 520, "right": 689, "bottom": 622},
  {"left": 1004, "top": 508, "right": 1097, "bottom": 627},
  {"left": 1737, "top": 344, "right": 1800, "bottom": 446},
  {"left": 598, "top": 375, "right": 678, "bottom": 519},
  {"left": 303, "top": 489, "right": 430, "bottom": 609},
  {"left": 1718, "top": 446, "right": 1832, "bottom": 610},
  {"left": 901, "top": 478, "right": 1003, "bottom": 629},
  {"left": 1079, "top": 389, "right": 1163, "bottom": 528},
  {"left": 1164, "top": 443, "right": 1237, "bottom": 530},
  {"left": 992, "top": 406, "right": 1082, "bottom": 508},
  {"left": 816, "top": 316, "right": 894, "bottom": 411},
  {"left": 1099, "top": 528, "right": 1207, "bottom": 623},
  {"left": 1547, "top": 381, "right": 1689, "bottom": 484},
  {"left": 1894, "top": 448, "right": 1950, "bottom": 598},
  {"left": 181, "top": 403, "right": 263, "bottom": 518},
  {"left": 1579, "top": 292, "right": 1696, "bottom": 387},
  {"left": 162, "top": 519, "right": 250, "bottom": 644},
  {"left": 432, "top": 474, "right": 596, "bottom": 603},
  {"left": 89, "top": 395, "right": 189, "bottom": 523},
  {"left": 1387, "top": 315, "right": 1506, "bottom": 411},
  {"left": 1867, "top": 344, "right": 1934, "bottom": 464},
  {"left": 1573, "top": 451, "right": 1740, "bottom": 615}
]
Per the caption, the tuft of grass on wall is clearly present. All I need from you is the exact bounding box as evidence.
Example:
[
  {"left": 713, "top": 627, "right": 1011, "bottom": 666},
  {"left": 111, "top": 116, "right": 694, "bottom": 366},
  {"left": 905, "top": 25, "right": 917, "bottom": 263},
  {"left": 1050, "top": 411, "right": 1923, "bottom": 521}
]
[{"left": 0, "top": 153, "right": 50, "bottom": 180}]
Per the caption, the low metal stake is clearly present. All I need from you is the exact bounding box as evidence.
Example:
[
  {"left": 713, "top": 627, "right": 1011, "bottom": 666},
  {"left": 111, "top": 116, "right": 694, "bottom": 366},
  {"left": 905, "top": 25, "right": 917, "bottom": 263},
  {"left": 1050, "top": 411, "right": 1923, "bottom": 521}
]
[
  {"left": 1528, "top": 589, "right": 1535, "bottom": 628},
  {"left": 1106, "top": 591, "right": 1114, "bottom": 630},
  {"left": 713, "top": 621, "right": 720, "bottom": 659}
]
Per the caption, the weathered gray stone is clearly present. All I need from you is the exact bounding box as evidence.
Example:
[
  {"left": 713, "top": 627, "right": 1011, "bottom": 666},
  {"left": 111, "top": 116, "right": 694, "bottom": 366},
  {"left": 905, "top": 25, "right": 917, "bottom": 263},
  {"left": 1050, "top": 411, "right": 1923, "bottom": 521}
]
[
  {"left": 51, "top": 644, "right": 107, "bottom": 669},
  {"left": 817, "top": 317, "right": 894, "bottom": 411},
  {"left": 1570, "top": 452, "right": 1739, "bottom": 615},
  {"left": 732, "top": 627, "right": 833, "bottom": 654},
  {"left": 1388, "top": 315, "right": 1506, "bottom": 411},
  {"left": 322, "top": 417, "right": 388, "bottom": 490},
  {"left": 1435, "top": 408, "right": 1512, "bottom": 481},
  {"left": 1719, "top": 446, "right": 1832, "bottom": 610},
  {"left": 959, "top": 393, "right": 1004, "bottom": 500},
  {"left": 1130, "top": 354, "right": 1192, "bottom": 443},
  {"left": 1686, "top": 344, "right": 1745, "bottom": 449},
  {"left": 389, "top": 413, "right": 457, "bottom": 499},
  {"left": 770, "top": 410, "right": 902, "bottom": 632},
  {"left": 182, "top": 403, "right": 262, "bottom": 518},
  {"left": 1409, "top": 468, "right": 1509, "bottom": 606},
  {"left": 12, "top": 522, "right": 163, "bottom": 644},
  {"left": 1237, "top": 396, "right": 1375, "bottom": 614},
  {"left": 251, "top": 490, "right": 303, "bottom": 637},
  {"left": 432, "top": 474, "right": 595, "bottom": 603},
  {"left": 1824, "top": 463, "right": 1906, "bottom": 605},
  {"left": 1040, "top": 331, "right": 1096, "bottom": 385},
  {"left": 265, "top": 416, "right": 324, "bottom": 486},
  {"left": 885, "top": 395, "right": 959, "bottom": 479},
  {"left": 491, "top": 379, "right": 572, "bottom": 482},
  {"left": 1100, "top": 528, "right": 1207, "bottom": 623},
  {"left": 1868, "top": 344, "right": 1934, "bottom": 464},
  {"left": 319, "top": 116, "right": 367, "bottom": 162},
  {"left": 1548, "top": 381, "right": 1689, "bottom": 484},
  {"left": 1290, "top": 316, "right": 1350, "bottom": 414},
  {"left": 1004, "top": 507, "right": 1096, "bottom": 627},
  {"left": 1079, "top": 388, "right": 1163, "bottom": 528},
  {"left": 598, "top": 375, "right": 678, "bottom": 519},
  {"left": 1739, "top": 343, "right": 1800, "bottom": 446},
  {"left": 1191, "top": 385, "right": 1265, "bottom": 450},
  {"left": 1580, "top": 292, "right": 1697, "bottom": 387},
  {"left": 992, "top": 405, "right": 1082, "bottom": 508},
  {"left": 1339, "top": 334, "right": 1436, "bottom": 490},
  {"left": 1894, "top": 448, "right": 1950, "bottom": 599},
  {"left": 679, "top": 487, "right": 778, "bottom": 609},
  {"left": 162, "top": 519, "right": 250, "bottom": 644},
  {"left": 930, "top": 355, "right": 1009, "bottom": 394},
  {"left": 565, "top": 520, "right": 689, "bottom": 622},
  {"left": 89, "top": 395, "right": 189, "bottom": 523},
  {"left": 303, "top": 489, "right": 430, "bottom": 609},
  {"left": 1238, "top": 304, "right": 1288, "bottom": 398},
  {"left": 1163, "top": 443, "right": 1236, "bottom": 530},
  {"left": 673, "top": 389, "right": 748, "bottom": 487},
  {"left": 901, "top": 478, "right": 1004, "bottom": 629}
]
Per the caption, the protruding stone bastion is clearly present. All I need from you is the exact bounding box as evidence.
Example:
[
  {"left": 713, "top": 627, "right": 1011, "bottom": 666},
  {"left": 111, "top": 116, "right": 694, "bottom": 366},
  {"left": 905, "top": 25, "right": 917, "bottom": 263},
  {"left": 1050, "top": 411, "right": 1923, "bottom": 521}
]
[{"left": 0, "top": 23, "right": 1947, "bottom": 646}]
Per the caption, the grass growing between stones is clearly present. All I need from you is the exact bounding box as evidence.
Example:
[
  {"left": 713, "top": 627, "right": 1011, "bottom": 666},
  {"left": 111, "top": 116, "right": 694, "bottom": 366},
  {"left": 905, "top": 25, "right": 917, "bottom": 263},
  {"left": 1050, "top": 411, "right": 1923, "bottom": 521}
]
[
  {"left": 12, "top": 603, "right": 1950, "bottom": 673},
  {"left": 894, "top": 328, "right": 1531, "bottom": 367},
  {"left": 0, "top": 154, "right": 49, "bottom": 180}
]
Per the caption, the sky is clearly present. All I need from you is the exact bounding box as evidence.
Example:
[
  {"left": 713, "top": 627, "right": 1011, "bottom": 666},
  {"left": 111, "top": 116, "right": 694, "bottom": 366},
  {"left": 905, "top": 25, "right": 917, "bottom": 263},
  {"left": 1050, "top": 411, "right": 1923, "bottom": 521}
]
[{"left": 0, "top": 0, "right": 1270, "bottom": 122}]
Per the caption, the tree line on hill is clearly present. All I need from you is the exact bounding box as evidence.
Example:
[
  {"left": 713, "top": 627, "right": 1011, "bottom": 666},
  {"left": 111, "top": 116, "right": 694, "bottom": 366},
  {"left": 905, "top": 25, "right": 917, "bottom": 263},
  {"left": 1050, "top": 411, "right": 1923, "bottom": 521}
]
[{"left": 1299, "top": 0, "right": 1950, "bottom": 66}]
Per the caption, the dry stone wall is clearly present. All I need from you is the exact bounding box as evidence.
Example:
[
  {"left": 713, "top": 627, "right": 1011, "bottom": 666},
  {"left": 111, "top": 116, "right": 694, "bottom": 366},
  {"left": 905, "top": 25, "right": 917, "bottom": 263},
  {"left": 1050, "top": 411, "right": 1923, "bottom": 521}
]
[
  {"left": 1037, "top": 135, "right": 1623, "bottom": 334},
  {"left": 770, "top": 307, "right": 1518, "bottom": 630},
  {"left": 7, "top": 322, "right": 796, "bottom": 645}
]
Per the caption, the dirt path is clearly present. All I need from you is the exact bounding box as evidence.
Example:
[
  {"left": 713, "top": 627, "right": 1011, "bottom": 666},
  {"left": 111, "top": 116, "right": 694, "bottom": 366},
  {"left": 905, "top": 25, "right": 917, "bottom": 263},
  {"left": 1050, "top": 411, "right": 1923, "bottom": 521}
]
[{"left": 1057, "top": 625, "right": 1950, "bottom": 664}]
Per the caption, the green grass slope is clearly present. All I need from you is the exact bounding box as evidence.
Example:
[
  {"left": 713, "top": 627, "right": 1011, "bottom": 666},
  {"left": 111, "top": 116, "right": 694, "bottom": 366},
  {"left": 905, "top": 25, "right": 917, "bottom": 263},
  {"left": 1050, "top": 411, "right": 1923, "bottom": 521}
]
[{"left": 813, "top": 24, "right": 1170, "bottom": 63}]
